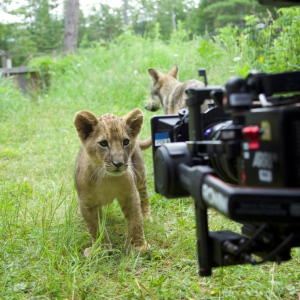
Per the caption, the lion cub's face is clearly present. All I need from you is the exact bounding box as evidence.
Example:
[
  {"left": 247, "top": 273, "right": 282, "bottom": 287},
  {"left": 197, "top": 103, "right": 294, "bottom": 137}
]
[{"left": 74, "top": 108, "right": 144, "bottom": 177}]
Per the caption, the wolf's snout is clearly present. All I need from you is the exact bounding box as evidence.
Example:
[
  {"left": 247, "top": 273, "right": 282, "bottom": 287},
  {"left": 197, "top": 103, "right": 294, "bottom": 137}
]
[{"left": 145, "top": 101, "right": 152, "bottom": 111}]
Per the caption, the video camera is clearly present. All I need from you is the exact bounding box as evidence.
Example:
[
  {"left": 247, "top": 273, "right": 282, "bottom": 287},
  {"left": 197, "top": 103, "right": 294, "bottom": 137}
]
[{"left": 150, "top": 70, "right": 300, "bottom": 276}]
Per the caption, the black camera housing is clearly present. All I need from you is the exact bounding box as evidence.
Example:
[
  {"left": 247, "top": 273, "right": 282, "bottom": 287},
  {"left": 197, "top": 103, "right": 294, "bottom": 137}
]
[{"left": 151, "top": 70, "right": 300, "bottom": 276}]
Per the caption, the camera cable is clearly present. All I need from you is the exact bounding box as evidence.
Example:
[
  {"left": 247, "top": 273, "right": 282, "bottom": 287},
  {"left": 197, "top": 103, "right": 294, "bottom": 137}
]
[{"left": 245, "top": 231, "right": 298, "bottom": 265}]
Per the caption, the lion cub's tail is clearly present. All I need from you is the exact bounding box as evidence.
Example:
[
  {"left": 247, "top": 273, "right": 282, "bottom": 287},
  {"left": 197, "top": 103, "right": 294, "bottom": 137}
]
[{"left": 139, "top": 136, "right": 152, "bottom": 150}]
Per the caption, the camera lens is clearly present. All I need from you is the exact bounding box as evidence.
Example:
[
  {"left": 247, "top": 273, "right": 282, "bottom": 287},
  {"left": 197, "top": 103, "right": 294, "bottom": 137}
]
[
  {"left": 154, "top": 146, "right": 174, "bottom": 196},
  {"left": 203, "top": 120, "right": 238, "bottom": 184},
  {"left": 154, "top": 143, "right": 192, "bottom": 198}
]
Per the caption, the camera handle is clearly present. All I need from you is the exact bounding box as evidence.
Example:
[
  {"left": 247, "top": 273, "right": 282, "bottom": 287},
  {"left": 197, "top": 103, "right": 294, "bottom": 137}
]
[
  {"left": 179, "top": 163, "right": 215, "bottom": 276},
  {"left": 186, "top": 87, "right": 223, "bottom": 141},
  {"left": 178, "top": 163, "right": 300, "bottom": 276}
]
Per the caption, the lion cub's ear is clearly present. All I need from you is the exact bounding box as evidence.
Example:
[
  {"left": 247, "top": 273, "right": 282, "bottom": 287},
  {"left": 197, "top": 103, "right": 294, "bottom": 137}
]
[
  {"left": 123, "top": 108, "right": 144, "bottom": 138},
  {"left": 73, "top": 110, "right": 98, "bottom": 142}
]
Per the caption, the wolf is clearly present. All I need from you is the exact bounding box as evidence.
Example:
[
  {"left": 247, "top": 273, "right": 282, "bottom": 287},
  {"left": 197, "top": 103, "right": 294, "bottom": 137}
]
[{"left": 145, "top": 64, "right": 213, "bottom": 114}]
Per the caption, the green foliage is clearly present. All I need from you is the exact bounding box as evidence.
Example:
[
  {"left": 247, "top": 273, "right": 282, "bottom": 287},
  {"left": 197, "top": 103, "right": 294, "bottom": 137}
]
[
  {"left": 235, "top": 62, "right": 251, "bottom": 77},
  {"left": 130, "top": 0, "right": 200, "bottom": 39},
  {"left": 0, "top": 23, "right": 38, "bottom": 66},
  {"left": 215, "top": 25, "right": 239, "bottom": 52},
  {"left": 264, "top": 7, "right": 300, "bottom": 72},
  {"left": 190, "top": 0, "right": 276, "bottom": 35},
  {"left": 28, "top": 55, "right": 55, "bottom": 88},
  {"left": 147, "top": 22, "right": 163, "bottom": 41},
  {"left": 80, "top": 4, "right": 123, "bottom": 43},
  {"left": 197, "top": 39, "right": 223, "bottom": 62},
  {"left": 169, "top": 21, "right": 189, "bottom": 46},
  {"left": 204, "top": 0, "right": 253, "bottom": 26},
  {"left": 0, "top": 0, "right": 63, "bottom": 66},
  {"left": 25, "top": 0, "right": 64, "bottom": 53},
  {"left": 0, "top": 77, "right": 28, "bottom": 119},
  {"left": 28, "top": 54, "right": 83, "bottom": 90},
  {"left": 207, "top": 7, "right": 300, "bottom": 76},
  {"left": 0, "top": 0, "right": 298, "bottom": 67}
]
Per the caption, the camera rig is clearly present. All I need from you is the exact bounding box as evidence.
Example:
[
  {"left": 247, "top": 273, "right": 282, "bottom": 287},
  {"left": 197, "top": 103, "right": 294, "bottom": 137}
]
[{"left": 151, "top": 70, "right": 300, "bottom": 276}]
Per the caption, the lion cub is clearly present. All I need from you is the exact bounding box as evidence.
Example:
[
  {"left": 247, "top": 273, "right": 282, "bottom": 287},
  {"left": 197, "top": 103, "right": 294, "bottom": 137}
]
[{"left": 73, "top": 108, "right": 151, "bottom": 256}]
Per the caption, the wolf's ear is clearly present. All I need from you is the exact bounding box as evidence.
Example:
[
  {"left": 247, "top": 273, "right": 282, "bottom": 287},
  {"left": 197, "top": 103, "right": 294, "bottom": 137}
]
[
  {"left": 148, "top": 68, "right": 162, "bottom": 84},
  {"left": 168, "top": 64, "right": 179, "bottom": 79},
  {"left": 124, "top": 108, "right": 144, "bottom": 138},
  {"left": 73, "top": 110, "right": 98, "bottom": 142}
]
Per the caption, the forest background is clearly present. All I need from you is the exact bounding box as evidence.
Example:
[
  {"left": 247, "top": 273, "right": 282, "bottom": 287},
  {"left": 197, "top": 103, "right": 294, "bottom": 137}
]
[
  {"left": 0, "top": 0, "right": 287, "bottom": 66},
  {"left": 1, "top": 0, "right": 300, "bottom": 299}
]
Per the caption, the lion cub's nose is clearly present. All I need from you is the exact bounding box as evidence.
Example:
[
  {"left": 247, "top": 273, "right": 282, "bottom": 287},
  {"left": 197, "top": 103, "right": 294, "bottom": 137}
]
[{"left": 112, "top": 161, "right": 124, "bottom": 168}]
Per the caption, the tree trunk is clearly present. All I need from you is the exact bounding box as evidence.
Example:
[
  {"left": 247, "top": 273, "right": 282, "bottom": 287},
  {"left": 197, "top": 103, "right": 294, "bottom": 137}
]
[
  {"left": 172, "top": 9, "right": 176, "bottom": 30},
  {"left": 172, "top": 4, "right": 176, "bottom": 30},
  {"left": 63, "top": 0, "right": 79, "bottom": 54},
  {"left": 124, "top": 0, "right": 128, "bottom": 26}
]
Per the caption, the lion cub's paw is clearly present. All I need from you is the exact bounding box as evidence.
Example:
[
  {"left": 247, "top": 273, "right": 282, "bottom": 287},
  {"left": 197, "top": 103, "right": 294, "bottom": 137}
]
[
  {"left": 144, "top": 214, "right": 153, "bottom": 223},
  {"left": 83, "top": 247, "right": 92, "bottom": 258},
  {"left": 83, "top": 243, "right": 113, "bottom": 258},
  {"left": 125, "top": 239, "right": 150, "bottom": 254},
  {"left": 128, "top": 241, "right": 150, "bottom": 253},
  {"left": 137, "top": 241, "right": 151, "bottom": 252}
]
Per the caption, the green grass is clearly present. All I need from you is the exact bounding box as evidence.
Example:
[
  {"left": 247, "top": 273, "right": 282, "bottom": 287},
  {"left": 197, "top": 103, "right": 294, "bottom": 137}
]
[{"left": 1, "top": 33, "right": 300, "bottom": 299}]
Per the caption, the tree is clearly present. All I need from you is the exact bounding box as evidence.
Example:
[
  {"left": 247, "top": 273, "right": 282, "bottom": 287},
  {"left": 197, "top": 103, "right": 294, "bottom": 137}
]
[
  {"left": 124, "top": 0, "right": 128, "bottom": 25},
  {"left": 190, "top": 0, "right": 276, "bottom": 35},
  {"left": 63, "top": 0, "right": 79, "bottom": 53},
  {"left": 0, "top": 0, "right": 63, "bottom": 65},
  {"left": 27, "top": 0, "right": 63, "bottom": 53},
  {"left": 80, "top": 4, "right": 123, "bottom": 43},
  {"left": 129, "top": 0, "right": 196, "bottom": 39}
]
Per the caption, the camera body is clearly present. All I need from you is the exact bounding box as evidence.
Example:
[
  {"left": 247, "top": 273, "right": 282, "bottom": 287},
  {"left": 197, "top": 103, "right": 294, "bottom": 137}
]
[{"left": 151, "top": 70, "right": 300, "bottom": 276}]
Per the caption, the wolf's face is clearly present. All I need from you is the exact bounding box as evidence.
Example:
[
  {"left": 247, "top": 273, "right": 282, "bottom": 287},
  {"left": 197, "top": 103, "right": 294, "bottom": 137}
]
[
  {"left": 145, "top": 65, "right": 179, "bottom": 113},
  {"left": 145, "top": 88, "right": 162, "bottom": 112}
]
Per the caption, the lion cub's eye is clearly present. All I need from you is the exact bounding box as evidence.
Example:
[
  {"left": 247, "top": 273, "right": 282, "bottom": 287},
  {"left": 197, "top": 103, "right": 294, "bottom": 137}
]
[
  {"left": 99, "top": 140, "right": 108, "bottom": 148},
  {"left": 123, "top": 139, "right": 130, "bottom": 146}
]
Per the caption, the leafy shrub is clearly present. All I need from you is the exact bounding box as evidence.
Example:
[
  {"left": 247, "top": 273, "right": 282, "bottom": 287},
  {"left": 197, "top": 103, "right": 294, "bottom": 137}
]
[
  {"left": 265, "top": 8, "right": 300, "bottom": 72},
  {"left": 223, "top": 7, "right": 300, "bottom": 74}
]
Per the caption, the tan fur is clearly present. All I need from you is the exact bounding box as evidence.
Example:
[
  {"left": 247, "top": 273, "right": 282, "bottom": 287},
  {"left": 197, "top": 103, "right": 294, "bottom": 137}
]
[
  {"left": 145, "top": 64, "right": 213, "bottom": 114},
  {"left": 73, "top": 108, "right": 151, "bottom": 256},
  {"left": 138, "top": 136, "right": 152, "bottom": 150}
]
